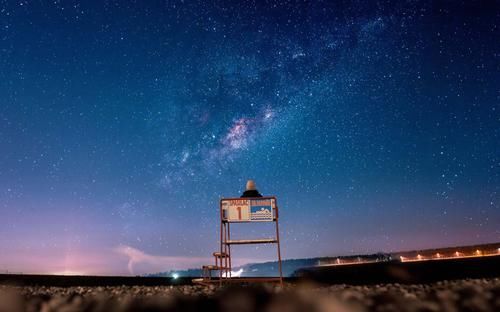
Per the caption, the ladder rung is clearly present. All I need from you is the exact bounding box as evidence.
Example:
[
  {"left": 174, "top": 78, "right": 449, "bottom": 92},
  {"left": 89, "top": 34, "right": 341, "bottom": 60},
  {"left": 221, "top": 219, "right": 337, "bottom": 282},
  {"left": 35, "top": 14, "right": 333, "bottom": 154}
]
[
  {"left": 202, "top": 265, "right": 229, "bottom": 270},
  {"left": 224, "top": 238, "right": 277, "bottom": 245}
]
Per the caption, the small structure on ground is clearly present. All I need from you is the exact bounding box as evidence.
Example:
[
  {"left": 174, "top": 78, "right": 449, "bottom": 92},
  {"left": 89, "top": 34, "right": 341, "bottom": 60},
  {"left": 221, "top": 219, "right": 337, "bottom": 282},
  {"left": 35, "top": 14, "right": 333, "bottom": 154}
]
[{"left": 194, "top": 180, "right": 283, "bottom": 285}]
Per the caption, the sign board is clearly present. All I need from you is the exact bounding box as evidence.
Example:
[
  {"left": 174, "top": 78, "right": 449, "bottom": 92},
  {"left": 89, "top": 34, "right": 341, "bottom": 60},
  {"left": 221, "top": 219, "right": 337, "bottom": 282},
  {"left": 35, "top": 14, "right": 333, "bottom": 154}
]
[{"left": 221, "top": 198, "right": 275, "bottom": 222}]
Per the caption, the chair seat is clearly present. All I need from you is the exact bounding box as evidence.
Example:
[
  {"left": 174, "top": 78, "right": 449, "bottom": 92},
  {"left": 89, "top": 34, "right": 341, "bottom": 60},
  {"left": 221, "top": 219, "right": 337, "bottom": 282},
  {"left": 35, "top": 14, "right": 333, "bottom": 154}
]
[{"left": 224, "top": 238, "right": 277, "bottom": 245}]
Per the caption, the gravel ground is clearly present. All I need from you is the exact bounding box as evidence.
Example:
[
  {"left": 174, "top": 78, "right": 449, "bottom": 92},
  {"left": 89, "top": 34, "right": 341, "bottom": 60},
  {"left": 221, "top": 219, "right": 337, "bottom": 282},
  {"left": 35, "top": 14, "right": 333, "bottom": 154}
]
[{"left": 0, "top": 278, "right": 499, "bottom": 312}]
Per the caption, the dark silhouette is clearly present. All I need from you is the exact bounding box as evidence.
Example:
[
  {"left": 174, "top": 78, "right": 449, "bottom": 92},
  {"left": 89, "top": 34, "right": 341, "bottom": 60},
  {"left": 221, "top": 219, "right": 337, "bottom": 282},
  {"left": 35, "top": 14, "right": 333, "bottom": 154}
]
[{"left": 241, "top": 180, "right": 263, "bottom": 198}]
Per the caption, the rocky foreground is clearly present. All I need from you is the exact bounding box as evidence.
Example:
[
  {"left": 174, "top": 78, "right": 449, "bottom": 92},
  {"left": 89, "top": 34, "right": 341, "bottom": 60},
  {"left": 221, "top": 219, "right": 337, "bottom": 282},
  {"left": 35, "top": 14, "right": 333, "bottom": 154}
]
[{"left": 0, "top": 278, "right": 499, "bottom": 312}]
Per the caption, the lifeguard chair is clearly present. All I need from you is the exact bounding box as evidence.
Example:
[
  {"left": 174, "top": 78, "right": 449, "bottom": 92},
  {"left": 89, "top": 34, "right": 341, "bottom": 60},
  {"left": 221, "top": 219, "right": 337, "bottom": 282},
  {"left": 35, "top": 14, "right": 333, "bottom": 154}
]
[
  {"left": 219, "top": 195, "right": 283, "bottom": 285},
  {"left": 194, "top": 180, "right": 283, "bottom": 286}
]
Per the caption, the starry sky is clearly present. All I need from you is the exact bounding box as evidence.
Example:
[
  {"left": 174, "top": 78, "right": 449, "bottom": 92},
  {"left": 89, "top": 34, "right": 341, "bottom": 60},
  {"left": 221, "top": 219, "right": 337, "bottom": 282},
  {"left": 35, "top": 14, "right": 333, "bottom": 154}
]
[{"left": 0, "top": 0, "right": 498, "bottom": 276}]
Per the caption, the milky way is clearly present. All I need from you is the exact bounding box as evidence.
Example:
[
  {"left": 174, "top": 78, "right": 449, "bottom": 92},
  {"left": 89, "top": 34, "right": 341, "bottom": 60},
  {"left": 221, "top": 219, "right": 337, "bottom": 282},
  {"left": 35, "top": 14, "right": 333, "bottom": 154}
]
[{"left": 0, "top": 1, "right": 498, "bottom": 275}]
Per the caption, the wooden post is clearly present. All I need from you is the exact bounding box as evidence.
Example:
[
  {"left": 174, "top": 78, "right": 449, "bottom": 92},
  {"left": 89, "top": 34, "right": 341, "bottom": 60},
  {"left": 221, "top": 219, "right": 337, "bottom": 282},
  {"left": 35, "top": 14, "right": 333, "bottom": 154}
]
[
  {"left": 219, "top": 200, "right": 223, "bottom": 286},
  {"left": 228, "top": 222, "right": 232, "bottom": 278},
  {"left": 275, "top": 198, "right": 283, "bottom": 286}
]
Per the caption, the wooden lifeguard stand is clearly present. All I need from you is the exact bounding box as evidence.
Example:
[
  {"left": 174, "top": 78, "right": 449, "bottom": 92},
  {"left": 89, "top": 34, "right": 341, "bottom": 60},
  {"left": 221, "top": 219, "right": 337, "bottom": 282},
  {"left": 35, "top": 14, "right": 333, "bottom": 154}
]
[{"left": 218, "top": 196, "right": 283, "bottom": 285}]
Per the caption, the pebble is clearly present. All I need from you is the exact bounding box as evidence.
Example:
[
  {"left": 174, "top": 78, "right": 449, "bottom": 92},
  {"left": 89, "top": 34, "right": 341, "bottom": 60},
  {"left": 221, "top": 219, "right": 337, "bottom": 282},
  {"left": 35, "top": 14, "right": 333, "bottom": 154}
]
[{"left": 0, "top": 278, "right": 498, "bottom": 312}]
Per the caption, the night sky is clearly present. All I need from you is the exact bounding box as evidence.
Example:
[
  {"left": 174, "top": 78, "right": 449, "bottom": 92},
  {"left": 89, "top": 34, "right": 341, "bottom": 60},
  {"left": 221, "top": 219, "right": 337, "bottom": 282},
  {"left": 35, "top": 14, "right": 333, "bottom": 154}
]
[{"left": 0, "top": 1, "right": 498, "bottom": 276}]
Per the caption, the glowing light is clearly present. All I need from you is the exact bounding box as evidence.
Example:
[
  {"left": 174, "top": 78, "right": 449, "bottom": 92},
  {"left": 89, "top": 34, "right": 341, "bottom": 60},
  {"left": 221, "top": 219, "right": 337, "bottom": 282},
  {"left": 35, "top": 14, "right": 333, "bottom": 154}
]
[
  {"left": 319, "top": 246, "right": 499, "bottom": 268},
  {"left": 223, "top": 269, "right": 243, "bottom": 278},
  {"left": 172, "top": 273, "right": 179, "bottom": 279},
  {"left": 53, "top": 270, "right": 84, "bottom": 276}
]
